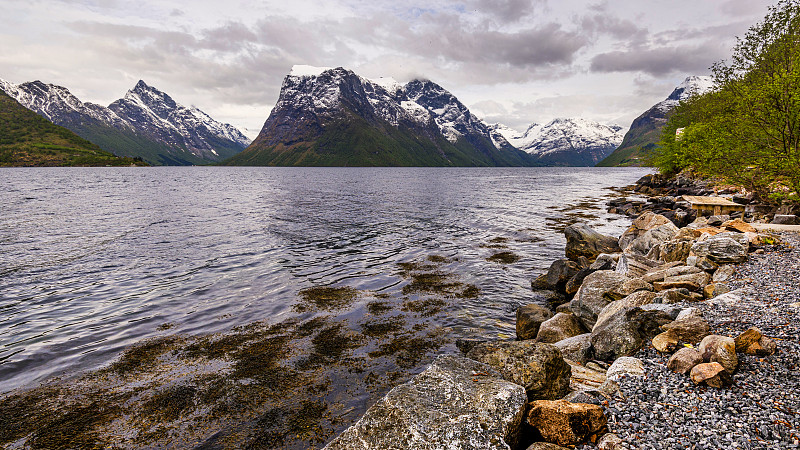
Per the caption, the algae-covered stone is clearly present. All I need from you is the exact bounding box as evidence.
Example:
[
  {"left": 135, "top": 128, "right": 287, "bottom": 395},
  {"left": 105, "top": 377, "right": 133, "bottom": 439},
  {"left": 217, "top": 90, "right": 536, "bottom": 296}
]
[
  {"left": 467, "top": 341, "right": 571, "bottom": 401},
  {"left": 324, "top": 355, "right": 527, "bottom": 450}
]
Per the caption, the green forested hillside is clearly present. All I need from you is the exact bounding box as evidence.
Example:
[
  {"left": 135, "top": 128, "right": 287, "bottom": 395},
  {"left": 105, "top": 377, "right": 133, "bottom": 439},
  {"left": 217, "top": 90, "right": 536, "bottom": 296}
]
[{"left": 0, "top": 91, "right": 145, "bottom": 167}]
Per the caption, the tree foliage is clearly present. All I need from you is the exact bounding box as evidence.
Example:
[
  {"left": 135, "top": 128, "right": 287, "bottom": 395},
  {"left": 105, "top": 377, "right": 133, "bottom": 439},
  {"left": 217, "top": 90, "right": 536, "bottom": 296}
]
[{"left": 655, "top": 0, "right": 800, "bottom": 201}]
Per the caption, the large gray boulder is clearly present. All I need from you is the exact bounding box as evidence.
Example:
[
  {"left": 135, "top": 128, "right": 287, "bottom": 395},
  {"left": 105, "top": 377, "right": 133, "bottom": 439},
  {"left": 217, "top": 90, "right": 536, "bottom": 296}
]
[
  {"left": 517, "top": 304, "right": 554, "bottom": 341},
  {"left": 569, "top": 271, "right": 627, "bottom": 330},
  {"left": 619, "top": 212, "right": 679, "bottom": 257},
  {"left": 536, "top": 313, "right": 586, "bottom": 344},
  {"left": 591, "top": 307, "right": 673, "bottom": 361},
  {"left": 324, "top": 355, "right": 527, "bottom": 450},
  {"left": 592, "top": 290, "right": 656, "bottom": 333},
  {"left": 564, "top": 224, "right": 621, "bottom": 262},
  {"left": 691, "top": 233, "right": 748, "bottom": 263},
  {"left": 467, "top": 341, "right": 571, "bottom": 401},
  {"left": 553, "top": 333, "right": 593, "bottom": 364}
]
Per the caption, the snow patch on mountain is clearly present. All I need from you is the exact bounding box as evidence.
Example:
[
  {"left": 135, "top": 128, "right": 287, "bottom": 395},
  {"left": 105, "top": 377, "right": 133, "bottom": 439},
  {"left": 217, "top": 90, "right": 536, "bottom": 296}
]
[
  {"left": 519, "top": 118, "right": 624, "bottom": 157},
  {"left": 656, "top": 75, "right": 715, "bottom": 113},
  {"left": 290, "top": 65, "right": 334, "bottom": 78}
]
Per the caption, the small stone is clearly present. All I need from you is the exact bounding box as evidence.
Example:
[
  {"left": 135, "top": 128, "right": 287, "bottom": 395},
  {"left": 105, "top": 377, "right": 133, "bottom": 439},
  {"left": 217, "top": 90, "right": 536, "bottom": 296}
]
[
  {"left": 734, "top": 327, "right": 777, "bottom": 356},
  {"left": 596, "top": 432, "right": 624, "bottom": 450},
  {"left": 771, "top": 214, "right": 798, "bottom": 225},
  {"left": 699, "top": 335, "right": 738, "bottom": 374},
  {"left": 703, "top": 282, "right": 731, "bottom": 298},
  {"left": 652, "top": 330, "right": 678, "bottom": 353},
  {"left": 517, "top": 304, "right": 554, "bottom": 341},
  {"left": 527, "top": 400, "right": 608, "bottom": 447},
  {"left": 667, "top": 347, "right": 704, "bottom": 374},
  {"left": 606, "top": 356, "right": 645, "bottom": 381},
  {"left": 661, "top": 316, "right": 711, "bottom": 343},
  {"left": 690, "top": 362, "right": 732, "bottom": 388}
]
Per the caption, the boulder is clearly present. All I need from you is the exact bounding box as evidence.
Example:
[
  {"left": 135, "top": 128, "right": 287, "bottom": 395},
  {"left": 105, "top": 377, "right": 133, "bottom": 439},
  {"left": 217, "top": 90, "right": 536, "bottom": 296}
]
[
  {"left": 771, "top": 214, "right": 798, "bottom": 225},
  {"left": 734, "top": 327, "right": 777, "bottom": 356},
  {"left": 569, "top": 271, "right": 627, "bottom": 330},
  {"left": 517, "top": 304, "right": 554, "bottom": 341},
  {"left": 707, "top": 215, "right": 729, "bottom": 227},
  {"left": 525, "top": 443, "right": 571, "bottom": 450},
  {"left": 324, "top": 355, "right": 527, "bottom": 450},
  {"left": 699, "top": 335, "right": 738, "bottom": 374},
  {"left": 691, "top": 234, "right": 748, "bottom": 264},
  {"left": 623, "top": 253, "right": 661, "bottom": 278},
  {"left": 676, "top": 307, "right": 703, "bottom": 321},
  {"left": 467, "top": 341, "right": 571, "bottom": 401},
  {"left": 652, "top": 331, "right": 678, "bottom": 353},
  {"left": 643, "top": 264, "right": 700, "bottom": 283},
  {"left": 721, "top": 218, "right": 757, "bottom": 233},
  {"left": 654, "top": 288, "right": 695, "bottom": 304},
  {"left": 617, "top": 278, "right": 654, "bottom": 297},
  {"left": 531, "top": 259, "right": 582, "bottom": 293},
  {"left": 591, "top": 307, "right": 673, "bottom": 361},
  {"left": 564, "top": 268, "right": 596, "bottom": 296},
  {"left": 657, "top": 271, "right": 711, "bottom": 290},
  {"left": 640, "top": 303, "right": 682, "bottom": 319},
  {"left": 712, "top": 265, "right": 736, "bottom": 283},
  {"left": 605, "top": 356, "right": 645, "bottom": 381},
  {"left": 555, "top": 303, "right": 572, "bottom": 314},
  {"left": 623, "top": 221, "right": 680, "bottom": 257},
  {"left": 619, "top": 212, "right": 674, "bottom": 250},
  {"left": 692, "top": 256, "right": 719, "bottom": 272},
  {"left": 646, "top": 239, "right": 693, "bottom": 263},
  {"left": 526, "top": 400, "right": 608, "bottom": 447},
  {"left": 536, "top": 313, "right": 586, "bottom": 344},
  {"left": 553, "top": 333, "right": 593, "bottom": 364},
  {"left": 667, "top": 347, "right": 704, "bottom": 374},
  {"left": 567, "top": 362, "right": 606, "bottom": 391},
  {"left": 590, "top": 253, "right": 619, "bottom": 270},
  {"left": 660, "top": 316, "right": 711, "bottom": 343},
  {"left": 593, "top": 290, "right": 656, "bottom": 332},
  {"left": 690, "top": 362, "right": 732, "bottom": 388},
  {"left": 564, "top": 224, "right": 621, "bottom": 262}
]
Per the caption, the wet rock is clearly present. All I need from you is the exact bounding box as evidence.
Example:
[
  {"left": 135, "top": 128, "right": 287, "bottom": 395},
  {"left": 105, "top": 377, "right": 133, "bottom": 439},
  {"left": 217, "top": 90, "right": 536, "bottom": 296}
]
[
  {"left": 660, "top": 316, "right": 711, "bottom": 343},
  {"left": 605, "top": 356, "right": 645, "bottom": 381},
  {"left": 555, "top": 303, "right": 572, "bottom": 314},
  {"left": 690, "top": 362, "right": 732, "bottom": 388},
  {"left": 526, "top": 400, "right": 608, "bottom": 447},
  {"left": 553, "top": 333, "right": 592, "bottom": 364},
  {"left": 569, "top": 271, "right": 627, "bottom": 330},
  {"left": 456, "top": 339, "right": 487, "bottom": 355},
  {"left": 517, "top": 304, "right": 554, "bottom": 341},
  {"left": 691, "top": 234, "right": 748, "bottom": 264},
  {"left": 699, "top": 335, "right": 738, "bottom": 374},
  {"left": 667, "top": 347, "right": 704, "bottom": 374},
  {"left": 591, "top": 307, "right": 673, "bottom": 361},
  {"left": 564, "top": 224, "right": 621, "bottom": 262},
  {"left": 734, "top": 327, "right": 777, "bottom": 356},
  {"left": 324, "top": 355, "right": 527, "bottom": 450},
  {"left": 467, "top": 341, "right": 571, "bottom": 401},
  {"left": 531, "top": 259, "right": 582, "bottom": 293},
  {"left": 536, "top": 313, "right": 586, "bottom": 344},
  {"left": 593, "top": 291, "right": 656, "bottom": 332}
]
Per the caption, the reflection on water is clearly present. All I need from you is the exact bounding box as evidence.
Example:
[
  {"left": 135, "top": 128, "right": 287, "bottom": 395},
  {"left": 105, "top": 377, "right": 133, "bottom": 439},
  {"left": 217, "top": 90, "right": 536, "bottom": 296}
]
[{"left": 0, "top": 166, "right": 649, "bottom": 393}]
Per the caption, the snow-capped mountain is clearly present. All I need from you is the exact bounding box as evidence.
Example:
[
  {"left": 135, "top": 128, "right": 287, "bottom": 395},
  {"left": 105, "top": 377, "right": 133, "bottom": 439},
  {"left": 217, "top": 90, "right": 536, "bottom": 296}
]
[
  {"left": 488, "top": 118, "right": 624, "bottom": 166},
  {"left": 598, "top": 75, "right": 715, "bottom": 167},
  {"left": 231, "top": 66, "right": 534, "bottom": 166},
  {"left": 0, "top": 78, "right": 250, "bottom": 165}
]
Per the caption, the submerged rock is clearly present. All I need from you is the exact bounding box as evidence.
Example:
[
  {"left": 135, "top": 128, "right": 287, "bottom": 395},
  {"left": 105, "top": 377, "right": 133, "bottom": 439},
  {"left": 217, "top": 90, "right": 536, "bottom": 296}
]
[
  {"left": 324, "top": 355, "right": 527, "bottom": 450},
  {"left": 467, "top": 341, "right": 571, "bottom": 401}
]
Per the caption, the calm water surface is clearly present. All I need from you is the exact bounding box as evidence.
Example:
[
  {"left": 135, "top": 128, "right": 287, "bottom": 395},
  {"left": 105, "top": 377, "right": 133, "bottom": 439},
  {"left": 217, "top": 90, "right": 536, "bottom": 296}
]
[{"left": 0, "top": 166, "right": 650, "bottom": 393}]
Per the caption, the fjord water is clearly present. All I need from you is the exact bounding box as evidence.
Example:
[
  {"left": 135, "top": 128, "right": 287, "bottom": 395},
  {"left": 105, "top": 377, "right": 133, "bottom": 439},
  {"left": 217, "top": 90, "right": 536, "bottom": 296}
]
[{"left": 0, "top": 166, "right": 649, "bottom": 393}]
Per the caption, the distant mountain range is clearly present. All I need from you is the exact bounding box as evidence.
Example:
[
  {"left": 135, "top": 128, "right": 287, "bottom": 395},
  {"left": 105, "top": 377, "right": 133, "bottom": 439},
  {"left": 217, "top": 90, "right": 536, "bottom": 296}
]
[
  {"left": 598, "top": 76, "right": 714, "bottom": 167},
  {"left": 489, "top": 118, "right": 624, "bottom": 166},
  {"left": 0, "top": 90, "right": 144, "bottom": 167},
  {"left": 0, "top": 79, "right": 250, "bottom": 165}
]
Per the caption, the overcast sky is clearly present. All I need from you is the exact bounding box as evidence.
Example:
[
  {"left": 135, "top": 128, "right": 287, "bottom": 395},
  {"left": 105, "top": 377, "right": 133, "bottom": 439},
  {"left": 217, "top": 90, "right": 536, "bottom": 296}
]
[{"left": 0, "top": 0, "right": 777, "bottom": 138}]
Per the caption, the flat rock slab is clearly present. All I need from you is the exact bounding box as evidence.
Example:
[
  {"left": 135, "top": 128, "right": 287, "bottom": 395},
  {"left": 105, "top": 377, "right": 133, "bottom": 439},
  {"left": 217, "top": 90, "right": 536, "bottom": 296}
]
[{"left": 324, "top": 355, "right": 527, "bottom": 450}]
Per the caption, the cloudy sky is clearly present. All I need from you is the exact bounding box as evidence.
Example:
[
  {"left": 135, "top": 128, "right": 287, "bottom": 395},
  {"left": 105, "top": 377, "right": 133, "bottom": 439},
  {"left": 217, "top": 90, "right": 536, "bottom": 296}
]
[{"left": 0, "top": 0, "right": 777, "bottom": 138}]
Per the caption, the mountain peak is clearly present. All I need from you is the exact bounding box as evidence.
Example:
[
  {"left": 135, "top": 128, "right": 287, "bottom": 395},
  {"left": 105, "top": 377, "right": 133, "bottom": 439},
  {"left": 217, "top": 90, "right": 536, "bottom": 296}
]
[{"left": 289, "top": 65, "right": 334, "bottom": 78}]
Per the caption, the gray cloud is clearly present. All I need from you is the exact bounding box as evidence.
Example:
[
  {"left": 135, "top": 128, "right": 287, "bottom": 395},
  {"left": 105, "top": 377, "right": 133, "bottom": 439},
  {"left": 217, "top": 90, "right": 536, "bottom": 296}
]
[{"left": 589, "top": 43, "right": 723, "bottom": 76}]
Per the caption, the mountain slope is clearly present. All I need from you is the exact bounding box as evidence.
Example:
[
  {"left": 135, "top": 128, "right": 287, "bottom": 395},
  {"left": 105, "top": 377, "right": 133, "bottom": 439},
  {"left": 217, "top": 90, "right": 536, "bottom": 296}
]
[
  {"left": 225, "top": 66, "right": 535, "bottom": 167},
  {"left": 598, "top": 76, "right": 714, "bottom": 167},
  {"left": 489, "top": 118, "right": 624, "bottom": 166},
  {"left": 0, "top": 90, "right": 144, "bottom": 166},
  {"left": 0, "top": 78, "right": 250, "bottom": 165}
]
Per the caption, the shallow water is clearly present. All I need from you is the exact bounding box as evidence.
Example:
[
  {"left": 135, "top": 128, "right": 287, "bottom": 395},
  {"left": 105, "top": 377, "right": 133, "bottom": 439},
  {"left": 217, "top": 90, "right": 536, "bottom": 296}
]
[{"left": 0, "top": 166, "right": 650, "bottom": 393}]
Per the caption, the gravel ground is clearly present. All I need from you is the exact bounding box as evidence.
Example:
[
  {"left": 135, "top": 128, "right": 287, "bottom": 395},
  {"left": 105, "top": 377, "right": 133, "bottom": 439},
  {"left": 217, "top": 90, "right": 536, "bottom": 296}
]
[{"left": 597, "top": 232, "right": 800, "bottom": 450}]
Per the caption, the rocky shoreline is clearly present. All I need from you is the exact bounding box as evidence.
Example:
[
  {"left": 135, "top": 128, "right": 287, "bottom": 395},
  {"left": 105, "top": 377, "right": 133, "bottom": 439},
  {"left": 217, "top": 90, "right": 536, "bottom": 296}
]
[{"left": 325, "top": 173, "right": 800, "bottom": 449}]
